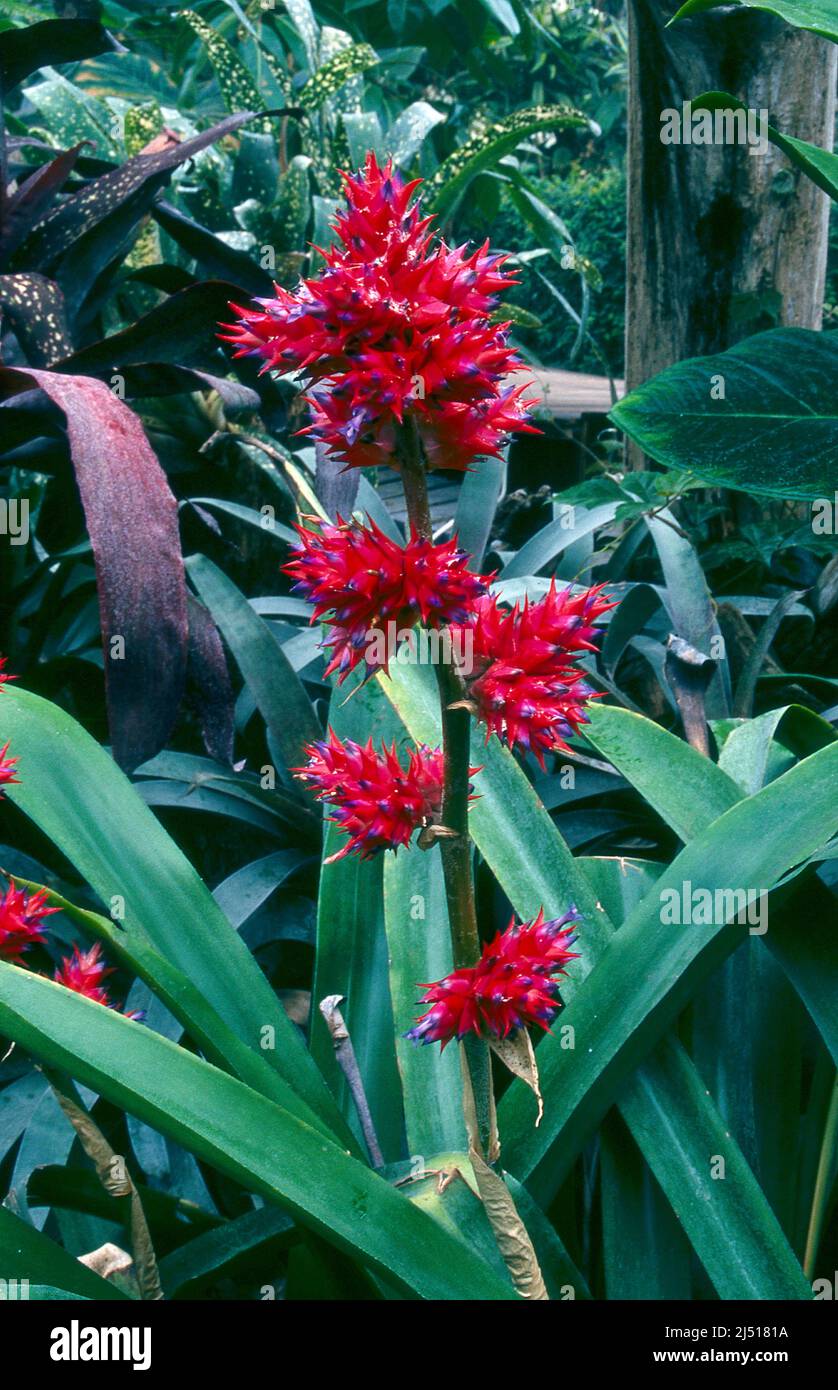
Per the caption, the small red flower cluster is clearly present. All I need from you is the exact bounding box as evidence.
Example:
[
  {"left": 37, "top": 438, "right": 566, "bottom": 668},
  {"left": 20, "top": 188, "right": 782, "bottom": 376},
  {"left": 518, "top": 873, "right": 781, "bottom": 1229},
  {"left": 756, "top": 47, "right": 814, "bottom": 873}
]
[
  {"left": 285, "top": 514, "right": 488, "bottom": 682},
  {"left": 54, "top": 941, "right": 142, "bottom": 1017},
  {"left": 0, "top": 876, "right": 138, "bottom": 1016},
  {"left": 456, "top": 582, "right": 615, "bottom": 767},
  {"left": 297, "top": 731, "right": 449, "bottom": 862},
  {"left": 0, "top": 883, "right": 58, "bottom": 961},
  {"left": 0, "top": 658, "right": 137, "bottom": 1016},
  {"left": 0, "top": 741, "right": 18, "bottom": 791},
  {"left": 406, "top": 907, "right": 580, "bottom": 1047},
  {"left": 1, "top": 657, "right": 19, "bottom": 791},
  {"left": 221, "top": 152, "right": 537, "bottom": 472},
  {"left": 289, "top": 535, "right": 612, "bottom": 853}
]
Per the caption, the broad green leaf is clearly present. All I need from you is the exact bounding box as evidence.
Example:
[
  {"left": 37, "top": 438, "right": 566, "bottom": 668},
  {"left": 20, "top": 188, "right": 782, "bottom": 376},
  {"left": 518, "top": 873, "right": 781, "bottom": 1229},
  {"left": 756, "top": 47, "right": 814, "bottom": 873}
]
[
  {"left": 185, "top": 554, "right": 321, "bottom": 776},
  {"left": 670, "top": 0, "right": 838, "bottom": 43},
  {"left": 1, "top": 687, "right": 350, "bottom": 1146},
  {"left": 187, "top": 497, "right": 298, "bottom": 547},
  {"left": 600, "top": 1110, "right": 692, "bottom": 1299},
  {"left": 158, "top": 1207, "right": 295, "bottom": 1297},
  {"left": 645, "top": 507, "right": 731, "bottom": 715},
  {"left": 0, "top": 1204, "right": 128, "bottom": 1300},
  {"left": 502, "top": 503, "right": 619, "bottom": 580},
  {"left": 212, "top": 849, "right": 310, "bottom": 928},
  {"left": 498, "top": 742, "right": 838, "bottom": 1292},
  {"left": 584, "top": 703, "right": 838, "bottom": 1064},
  {"left": 618, "top": 1036, "right": 812, "bottom": 1299},
  {"left": 611, "top": 329, "right": 838, "bottom": 500},
  {"left": 452, "top": 454, "right": 504, "bottom": 567},
  {"left": 0, "top": 968, "right": 516, "bottom": 1301},
  {"left": 310, "top": 673, "right": 405, "bottom": 1163},
  {"left": 383, "top": 848, "right": 465, "bottom": 1158},
  {"left": 717, "top": 705, "right": 836, "bottom": 795},
  {"left": 6, "top": 872, "right": 319, "bottom": 1128},
  {"left": 429, "top": 107, "right": 597, "bottom": 218}
]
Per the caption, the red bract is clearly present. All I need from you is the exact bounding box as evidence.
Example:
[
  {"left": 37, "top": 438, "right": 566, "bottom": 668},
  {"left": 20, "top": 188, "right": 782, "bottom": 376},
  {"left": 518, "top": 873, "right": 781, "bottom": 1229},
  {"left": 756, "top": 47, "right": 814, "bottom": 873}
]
[
  {"left": 296, "top": 731, "right": 449, "bottom": 861},
  {"left": 0, "top": 655, "right": 15, "bottom": 691},
  {"left": 54, "top": 942, "right": 141, "bottom": 1018},
  {"left": 285, "top": 514, "right": 488, "bottom": 681},
  {"left": 0, "top": 883, "right": 59, "bottom": 962},
  {"left": 221, "top": 152, "right": 537, "bottom": 472},
  {"left": 0, "top": 741, "right": 19, "bottom": 793},
  {"left": 453, "top": 581, "right": 614, "bottom": 767},
  {"left": 406, "top": 907, "right": 580, "bottom": 1047}
]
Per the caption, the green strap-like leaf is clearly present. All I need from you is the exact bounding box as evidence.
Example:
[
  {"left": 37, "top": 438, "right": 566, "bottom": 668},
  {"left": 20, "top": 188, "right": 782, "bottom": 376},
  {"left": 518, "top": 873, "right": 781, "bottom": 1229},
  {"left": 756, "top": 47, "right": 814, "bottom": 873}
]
[
  {"left": 1, "top": 686, "right": 351, "bottom": 1147},
  {"left": 584, "top": 703, "right": 838, "bottom": 1064},
  {"left": 381, "top": 663, "right": 822, "bottom": 1297},
  {"left": 0, "top": 1203, "right": 129, "bottom": 1300},
  {"left": 186, "top": 554, "right": 321, "bottom": 777},
  {"left": 0, "top": 967, "right": 517, "bottom": 1301}
]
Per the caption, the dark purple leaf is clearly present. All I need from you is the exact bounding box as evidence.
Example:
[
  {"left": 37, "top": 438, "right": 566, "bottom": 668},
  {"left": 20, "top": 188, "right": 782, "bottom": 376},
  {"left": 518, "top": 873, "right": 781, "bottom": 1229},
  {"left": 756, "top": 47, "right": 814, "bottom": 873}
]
[
  {"left": 0, "top": 367, "right": 188, "bottom": 770},
  {"left": 17, "top": 113, "right": 262, "bottom": 270},
  {"left": 151, "top": 201, "right": 275, "bottom": 297},
  {"left": 56, "top": 281, "right": 254, "bottom": 375},
  {"left": 0, "top": 143, "right": 92, "bottom": 264}
]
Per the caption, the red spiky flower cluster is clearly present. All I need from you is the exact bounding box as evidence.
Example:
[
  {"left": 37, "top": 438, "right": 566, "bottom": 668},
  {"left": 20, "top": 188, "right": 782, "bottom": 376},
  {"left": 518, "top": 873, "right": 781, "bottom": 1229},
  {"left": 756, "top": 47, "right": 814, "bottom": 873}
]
[
  {"left": 0, "top": 883, "right": 59, "bottom": 962},
  {"left": 406, "top": 907, "right": 580, "bottom": 1047},
  {"left": 0, "top": 655, "right": 18, "bottom": 794},
  {"left": 296, "top": 731, "right": 452, "bottom": 862},
  {"left": 53, "top": 941, "right": 141, "bottom": 1019},
  {"left": 221, "top": 152, "right": 537, "bottom": 471},
  {"left": 285, "top": 514, "right": 488, "bottom": 682},
  {"left": 0, "top": 742, "right": 18, "bottom": 793},
  {"left": 0, "top": 656, "right": 15, "bottom": 692},
  {"left": 452, "top": 581, "right": 614, "bottom": 767}
]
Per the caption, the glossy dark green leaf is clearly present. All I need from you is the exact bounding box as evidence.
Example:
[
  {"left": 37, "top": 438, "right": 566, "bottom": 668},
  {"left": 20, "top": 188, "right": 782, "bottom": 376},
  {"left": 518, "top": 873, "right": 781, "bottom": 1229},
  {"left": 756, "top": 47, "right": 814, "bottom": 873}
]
[
  {"left": 186, "top": 554, "right": 321, "bottom": 777},
  {"left": 311, "top": 674, "right": 405, "bottom": 1163},
  {"left": 670, "top": 0, "right": 838, "bottom": 43},
  {"left": 611, "top": 329, "right": 838, "bottom": 501}
]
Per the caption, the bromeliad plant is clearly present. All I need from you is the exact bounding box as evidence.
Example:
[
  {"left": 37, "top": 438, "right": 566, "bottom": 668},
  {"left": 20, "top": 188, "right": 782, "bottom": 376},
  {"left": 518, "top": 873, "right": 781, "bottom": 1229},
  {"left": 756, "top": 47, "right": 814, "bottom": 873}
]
[
  {"left": 225, "top": 153, "right": 611, "bottom": 1275},
  {"left": 1, "top": 147, "right": 838, "bottom": 1304}
]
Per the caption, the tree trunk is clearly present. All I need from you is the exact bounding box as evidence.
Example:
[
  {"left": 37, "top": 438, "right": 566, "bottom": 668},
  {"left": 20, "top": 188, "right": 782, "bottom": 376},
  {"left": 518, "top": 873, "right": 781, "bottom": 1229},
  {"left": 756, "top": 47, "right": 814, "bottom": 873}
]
[{"left": 625, "top": 1, "right": 837, "bottom": 394}]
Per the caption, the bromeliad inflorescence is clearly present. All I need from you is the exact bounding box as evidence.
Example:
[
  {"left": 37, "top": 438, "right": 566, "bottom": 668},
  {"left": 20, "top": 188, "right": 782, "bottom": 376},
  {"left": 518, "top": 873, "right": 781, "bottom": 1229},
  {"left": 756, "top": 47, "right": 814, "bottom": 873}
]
[
  {"left": 285, "top": 514, "right": 489, "bottom": 683},
  {"left": 406, "top": 907, "right": 580, "bottom": 1046},
  {"left": 222, "top": 154, "right": 617, "bottom": 1057},
  {"left": 221, "top": 152, "right": 537, "bottom": 473}
]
